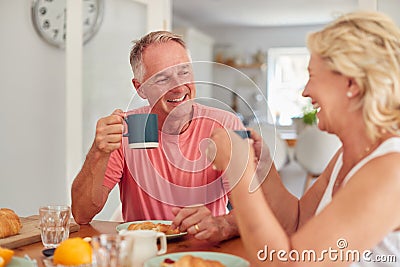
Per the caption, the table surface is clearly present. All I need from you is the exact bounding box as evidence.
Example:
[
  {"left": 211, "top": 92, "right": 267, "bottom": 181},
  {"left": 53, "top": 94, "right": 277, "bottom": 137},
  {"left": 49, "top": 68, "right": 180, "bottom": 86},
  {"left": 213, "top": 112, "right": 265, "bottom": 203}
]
[{"left": 13, "top": 220, "right": 250, "bottom": 267}]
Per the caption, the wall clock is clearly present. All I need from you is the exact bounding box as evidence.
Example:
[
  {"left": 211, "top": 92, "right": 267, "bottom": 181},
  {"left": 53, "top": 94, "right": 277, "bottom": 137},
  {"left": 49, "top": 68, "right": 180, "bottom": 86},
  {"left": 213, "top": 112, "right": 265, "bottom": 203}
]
[{"left": 31, "top": 0, "right": 104, "bottom": 48}]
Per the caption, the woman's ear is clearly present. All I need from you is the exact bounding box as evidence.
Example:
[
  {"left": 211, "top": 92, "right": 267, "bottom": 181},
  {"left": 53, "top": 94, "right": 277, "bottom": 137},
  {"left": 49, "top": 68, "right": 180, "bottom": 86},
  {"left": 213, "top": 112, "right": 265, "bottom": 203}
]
[
  {"left": 132, "top": 78, "right": 147, "bottom": 99},
  {"left": 347, "top": 78, "right": 361, "bottom": 97}
]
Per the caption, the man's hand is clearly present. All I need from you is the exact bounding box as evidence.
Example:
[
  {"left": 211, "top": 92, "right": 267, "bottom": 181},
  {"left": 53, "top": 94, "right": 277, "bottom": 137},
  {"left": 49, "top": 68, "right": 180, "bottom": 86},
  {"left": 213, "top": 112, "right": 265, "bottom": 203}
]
[
  {"left": 208, "top": 128, "right": 255, "bottom": 188},
  {"left": 170, "top": 205, "right": 235, "bottom": 243},
  {"left": 94, "top": 109, "right": 125, "bottom": 154},
  {"left": 247, "top": 128, "right": 273, "bottom": 191}
]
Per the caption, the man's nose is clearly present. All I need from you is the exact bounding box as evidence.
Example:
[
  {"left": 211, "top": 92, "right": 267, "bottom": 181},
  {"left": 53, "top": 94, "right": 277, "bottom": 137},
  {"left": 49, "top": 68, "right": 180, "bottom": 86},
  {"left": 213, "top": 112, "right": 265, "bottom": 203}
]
[{"left": 168, "top": 83, "right": 187, "bottom": 94}]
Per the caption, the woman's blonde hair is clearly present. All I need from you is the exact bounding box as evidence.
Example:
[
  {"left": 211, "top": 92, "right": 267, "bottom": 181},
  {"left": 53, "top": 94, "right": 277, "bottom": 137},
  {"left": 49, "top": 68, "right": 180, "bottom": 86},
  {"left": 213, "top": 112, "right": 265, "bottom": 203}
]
[
  {"left": 307, "top": 11, "right": 400, "bottom": 140},
  {"left": 129, "top": 31, "right": 188, "bottom": 82}
]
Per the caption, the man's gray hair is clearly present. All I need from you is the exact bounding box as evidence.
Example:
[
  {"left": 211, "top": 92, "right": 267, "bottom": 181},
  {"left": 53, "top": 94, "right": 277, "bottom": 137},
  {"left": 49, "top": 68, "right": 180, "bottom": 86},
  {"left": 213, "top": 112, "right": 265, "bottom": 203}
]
[{"left": 129, "top": 31, "right": 188, "bottom": 82}]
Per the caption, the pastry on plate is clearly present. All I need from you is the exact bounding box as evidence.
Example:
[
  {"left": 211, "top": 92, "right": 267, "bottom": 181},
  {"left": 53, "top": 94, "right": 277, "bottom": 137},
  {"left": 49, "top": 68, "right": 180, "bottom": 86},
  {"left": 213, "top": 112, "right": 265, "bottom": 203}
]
[
  {"left": 127, "top": 221, "right": 155, "bottom": 231},
  {"left": 127, "top": 222, "right": 180, "bottom": 235},
  {"left": 154, "top": 223, "right": 180, "bottom": 235}
]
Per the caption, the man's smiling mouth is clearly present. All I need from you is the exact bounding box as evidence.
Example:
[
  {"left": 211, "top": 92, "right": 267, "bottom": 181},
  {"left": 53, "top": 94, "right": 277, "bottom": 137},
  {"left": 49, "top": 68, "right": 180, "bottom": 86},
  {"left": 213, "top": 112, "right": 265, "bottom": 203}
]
[{"left": 167, "top": 94, "right": 187, "bottom": 103}]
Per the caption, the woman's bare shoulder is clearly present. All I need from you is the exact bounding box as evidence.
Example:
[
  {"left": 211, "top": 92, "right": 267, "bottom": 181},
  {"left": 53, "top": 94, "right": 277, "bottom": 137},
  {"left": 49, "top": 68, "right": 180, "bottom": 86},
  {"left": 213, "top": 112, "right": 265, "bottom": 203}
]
[{"left": 359, "top": 152, "right": 400, "bottom": 184}]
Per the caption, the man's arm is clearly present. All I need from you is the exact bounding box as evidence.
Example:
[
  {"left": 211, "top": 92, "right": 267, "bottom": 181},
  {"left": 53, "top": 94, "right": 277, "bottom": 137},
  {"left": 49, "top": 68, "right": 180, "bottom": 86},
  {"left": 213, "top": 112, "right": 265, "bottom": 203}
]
[
  {"left": 71, "top": 109, "right": 125, "bottom": 224},
  {"left": 71, "top": 146, "right": 112, "bottom": 224}
]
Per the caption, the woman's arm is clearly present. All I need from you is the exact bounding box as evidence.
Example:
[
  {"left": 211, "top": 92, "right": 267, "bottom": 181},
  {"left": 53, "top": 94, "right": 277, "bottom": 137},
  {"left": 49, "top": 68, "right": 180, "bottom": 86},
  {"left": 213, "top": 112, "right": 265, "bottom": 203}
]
[
  {"left": 246, "top": 129, "right": 299, "bottom": 235},
  {"left": 210, "top": 129, "right": 400, "bottom": 266},
  {"left": 248, "top": 129, "right": 336, "bottom": 235}
]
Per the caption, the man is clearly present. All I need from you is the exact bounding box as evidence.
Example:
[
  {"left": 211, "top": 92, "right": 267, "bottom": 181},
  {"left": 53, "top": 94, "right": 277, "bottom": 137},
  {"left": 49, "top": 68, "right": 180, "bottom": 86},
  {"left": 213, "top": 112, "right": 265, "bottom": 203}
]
[{"left": 71, "top": 31, "right": 242, "bottom": 242}]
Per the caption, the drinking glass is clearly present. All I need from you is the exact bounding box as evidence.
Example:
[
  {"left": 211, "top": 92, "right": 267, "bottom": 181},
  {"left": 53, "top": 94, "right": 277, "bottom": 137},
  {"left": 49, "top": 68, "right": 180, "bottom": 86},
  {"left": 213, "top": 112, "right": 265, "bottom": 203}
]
[
  {"left": 39, "top": 205, "right": 71, "bottom": 248},
  {"left": 91, "top": 234, "right": 128, "bottom": 267}
]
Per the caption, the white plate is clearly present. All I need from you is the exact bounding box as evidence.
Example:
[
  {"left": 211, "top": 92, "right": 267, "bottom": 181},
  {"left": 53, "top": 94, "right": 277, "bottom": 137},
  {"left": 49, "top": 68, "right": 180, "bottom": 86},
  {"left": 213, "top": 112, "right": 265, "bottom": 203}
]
[
  {"left": 116, "top": 220, "right": 187, "bottom": 240},
  {"left": 144, "top": 251, "right": 250, "bottom": 267},
  {"left": 8, "top": 257, "right": 36, "bottom": 267}
]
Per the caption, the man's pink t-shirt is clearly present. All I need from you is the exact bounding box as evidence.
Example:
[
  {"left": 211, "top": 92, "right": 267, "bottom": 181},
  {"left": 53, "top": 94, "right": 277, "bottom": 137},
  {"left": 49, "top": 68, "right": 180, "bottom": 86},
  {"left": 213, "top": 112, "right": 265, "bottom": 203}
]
[{"left": 103, "top": 103, "right": 244, "bottom": 222}]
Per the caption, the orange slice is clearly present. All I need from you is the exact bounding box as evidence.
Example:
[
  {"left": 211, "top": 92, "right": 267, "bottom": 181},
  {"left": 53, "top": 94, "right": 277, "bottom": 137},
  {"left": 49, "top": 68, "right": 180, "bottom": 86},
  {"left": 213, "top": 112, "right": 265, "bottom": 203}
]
[
  {"left": 53, "top": 237, "right": 92, "bottom": 266},
  {"left": 0, "top": 247, "right": 14, "bottom": 266}
]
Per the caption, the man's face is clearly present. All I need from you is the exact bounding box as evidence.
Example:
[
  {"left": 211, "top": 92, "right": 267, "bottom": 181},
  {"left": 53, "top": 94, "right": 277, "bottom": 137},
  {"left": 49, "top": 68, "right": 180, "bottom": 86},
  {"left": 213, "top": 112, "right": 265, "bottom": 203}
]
[{"left": 137, "top": 41, "right": 196, "bottom": 121}]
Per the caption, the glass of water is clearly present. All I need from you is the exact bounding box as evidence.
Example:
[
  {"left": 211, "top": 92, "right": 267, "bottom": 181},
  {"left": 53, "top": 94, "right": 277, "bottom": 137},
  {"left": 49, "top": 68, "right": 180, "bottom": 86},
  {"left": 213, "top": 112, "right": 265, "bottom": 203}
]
[
  {"left": 39, "top": 205, "right": 71, "bottom": 248},
  {"left": 91, "top": 234, "right": 128, "bottom": 267}
]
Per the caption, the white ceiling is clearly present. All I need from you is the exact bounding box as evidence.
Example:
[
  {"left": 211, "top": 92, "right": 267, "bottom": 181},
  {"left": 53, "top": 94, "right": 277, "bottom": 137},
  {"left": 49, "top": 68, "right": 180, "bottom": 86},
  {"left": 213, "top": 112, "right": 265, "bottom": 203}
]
[{"left": 172, "top": 0, "right": 360, "bottom": 28}]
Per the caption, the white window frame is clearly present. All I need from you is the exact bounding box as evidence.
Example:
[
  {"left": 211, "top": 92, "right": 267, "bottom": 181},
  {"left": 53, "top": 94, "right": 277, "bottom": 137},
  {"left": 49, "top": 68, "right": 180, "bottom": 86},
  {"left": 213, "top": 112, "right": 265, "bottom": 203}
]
[{"left": 267, "top": 47, "right": 310, "bottom": 126}]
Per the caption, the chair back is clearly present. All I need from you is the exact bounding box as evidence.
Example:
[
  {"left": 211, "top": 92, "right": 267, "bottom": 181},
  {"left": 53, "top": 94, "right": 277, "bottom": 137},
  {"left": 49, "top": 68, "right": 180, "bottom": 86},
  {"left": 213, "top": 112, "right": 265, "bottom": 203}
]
[{"left": 294, "top": 126, "right": 341, "bottom": 175}]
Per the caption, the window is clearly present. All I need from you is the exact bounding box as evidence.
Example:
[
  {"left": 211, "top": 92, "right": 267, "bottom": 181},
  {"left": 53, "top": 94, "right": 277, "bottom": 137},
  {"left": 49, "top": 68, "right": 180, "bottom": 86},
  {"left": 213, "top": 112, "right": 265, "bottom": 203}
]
[{"left": 267, "top": 47, "right": 310, "bottom": 126}]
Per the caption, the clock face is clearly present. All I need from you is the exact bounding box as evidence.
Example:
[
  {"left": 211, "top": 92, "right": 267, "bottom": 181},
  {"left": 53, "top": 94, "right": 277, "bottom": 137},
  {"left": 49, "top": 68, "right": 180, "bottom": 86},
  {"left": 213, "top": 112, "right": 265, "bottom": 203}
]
[{"left": 31, "top": 0, "right": 104, "bottom": 48}]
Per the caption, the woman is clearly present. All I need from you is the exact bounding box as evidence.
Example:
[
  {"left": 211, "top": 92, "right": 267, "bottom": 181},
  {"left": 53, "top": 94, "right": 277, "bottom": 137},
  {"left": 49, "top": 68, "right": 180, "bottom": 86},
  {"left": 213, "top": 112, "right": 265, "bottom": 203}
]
[{"left": 209, "top": 11, "right": 400, "bottom": 266}]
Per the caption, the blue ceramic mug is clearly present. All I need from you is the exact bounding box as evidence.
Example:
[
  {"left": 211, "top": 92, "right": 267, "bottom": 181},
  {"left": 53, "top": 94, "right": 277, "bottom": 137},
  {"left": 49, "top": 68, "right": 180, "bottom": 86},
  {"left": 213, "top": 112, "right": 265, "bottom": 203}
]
[
  {"left": 124, "top": 113, "right": 159, "bottom": 149},
  {"left": 234, "top": 130, "right": 251, "bottom": 139}
]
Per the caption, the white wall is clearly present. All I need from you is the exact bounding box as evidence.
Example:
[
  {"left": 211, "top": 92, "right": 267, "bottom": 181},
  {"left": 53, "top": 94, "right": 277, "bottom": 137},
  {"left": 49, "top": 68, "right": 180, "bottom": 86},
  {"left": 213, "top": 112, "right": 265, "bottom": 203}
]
[
  {"left": 378, "top": 0, "right": 400, "bottom": 26},
  {"left": 0, "top": 0, "right": 66, "bottom": 216},
  {"left": 0, "top": 0, "right": 149, "bottom": 220}
]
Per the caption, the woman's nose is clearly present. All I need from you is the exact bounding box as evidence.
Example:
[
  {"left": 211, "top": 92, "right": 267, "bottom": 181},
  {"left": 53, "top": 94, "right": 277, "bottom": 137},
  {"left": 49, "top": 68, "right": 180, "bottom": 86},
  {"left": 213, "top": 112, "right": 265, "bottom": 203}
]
[{"left": 302, "top": 82, "right": 310, "bottom": 97}]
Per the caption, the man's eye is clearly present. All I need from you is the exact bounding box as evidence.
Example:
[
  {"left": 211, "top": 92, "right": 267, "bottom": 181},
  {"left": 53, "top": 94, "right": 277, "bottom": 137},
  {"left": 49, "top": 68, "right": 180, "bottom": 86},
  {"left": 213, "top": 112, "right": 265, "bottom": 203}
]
[
  {"left": 179, "top": 70, "right": 190, "bottom": 76},
  {"left": 156, "top": 77, "right": 169, "bottom": 84}
]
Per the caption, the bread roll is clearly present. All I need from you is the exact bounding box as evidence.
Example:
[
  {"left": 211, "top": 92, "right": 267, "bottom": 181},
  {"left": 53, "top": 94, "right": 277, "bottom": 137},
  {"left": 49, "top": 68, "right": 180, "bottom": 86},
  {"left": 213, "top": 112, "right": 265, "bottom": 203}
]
[{"left": 0, "top": 208, "right": 22, "bottom": 239}]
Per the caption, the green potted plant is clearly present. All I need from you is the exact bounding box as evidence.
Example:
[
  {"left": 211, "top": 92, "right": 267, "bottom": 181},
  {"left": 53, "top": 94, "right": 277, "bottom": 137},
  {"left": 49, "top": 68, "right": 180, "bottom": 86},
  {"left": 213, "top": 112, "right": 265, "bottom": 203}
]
[
  {"left": 302, "top": 108, "right": 317, "bottom": 125},
  {"left": 293, "top": 106, "right": 317, "bottom": 134}
]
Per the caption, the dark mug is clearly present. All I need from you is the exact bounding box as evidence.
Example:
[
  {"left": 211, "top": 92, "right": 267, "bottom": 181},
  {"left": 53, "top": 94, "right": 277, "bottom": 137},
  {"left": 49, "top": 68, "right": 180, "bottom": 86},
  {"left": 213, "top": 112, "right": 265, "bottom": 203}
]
[
  {"left": 124, "top": 113, "right": 159, "bottom": 149},
  {"left": 234, "top": 130, "right": 251, "bottom": 139}
]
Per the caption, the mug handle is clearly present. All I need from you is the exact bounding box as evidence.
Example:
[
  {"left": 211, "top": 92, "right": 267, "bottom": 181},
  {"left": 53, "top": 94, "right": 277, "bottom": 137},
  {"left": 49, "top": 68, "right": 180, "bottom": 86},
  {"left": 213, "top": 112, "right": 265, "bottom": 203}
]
[
  {"left": 123, "top": 117, "right": 129, "bottom": 137},
  {"left": 156, "top": 232, "right": 167, "bottom": 255}
]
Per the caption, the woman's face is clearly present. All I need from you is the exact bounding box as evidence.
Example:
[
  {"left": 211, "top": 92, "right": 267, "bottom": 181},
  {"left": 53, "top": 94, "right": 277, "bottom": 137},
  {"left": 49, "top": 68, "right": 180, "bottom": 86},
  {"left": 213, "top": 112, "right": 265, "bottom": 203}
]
[{"left": 302, "top": 54, "right": 350, "bottom": 134}]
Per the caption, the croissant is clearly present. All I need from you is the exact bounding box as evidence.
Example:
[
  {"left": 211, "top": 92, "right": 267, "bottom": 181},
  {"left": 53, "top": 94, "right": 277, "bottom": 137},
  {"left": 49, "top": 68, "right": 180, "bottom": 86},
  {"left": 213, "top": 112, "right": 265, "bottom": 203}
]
[
  {"left": 160, "top": 255, "right": 225, "bottom": 267},
  {"left": 127, "top": 221, "right": 156, "bottom": 231},
  {"left": 0, "top": 208, "right": 22, "bottom": 239},
  {"left": 155, "top": 223, "right": 180, "bottom": 235},
  {"left": 127, "top": 222, "right": 180, "bottom": 235}
]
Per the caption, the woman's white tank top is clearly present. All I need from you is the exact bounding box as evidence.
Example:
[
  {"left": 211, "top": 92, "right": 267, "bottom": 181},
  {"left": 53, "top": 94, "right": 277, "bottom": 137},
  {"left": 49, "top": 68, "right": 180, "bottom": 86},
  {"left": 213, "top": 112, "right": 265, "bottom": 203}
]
[{"left": 316, "top": 137, "right": 400, "bottom": 266}]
